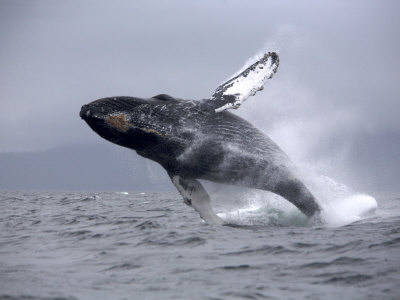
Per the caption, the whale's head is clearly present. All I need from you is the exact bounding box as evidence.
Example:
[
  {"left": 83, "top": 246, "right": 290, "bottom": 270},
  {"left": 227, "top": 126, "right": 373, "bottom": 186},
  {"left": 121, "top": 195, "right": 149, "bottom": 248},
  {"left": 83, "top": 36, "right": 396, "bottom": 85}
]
[{"left": 80, "top": 95, "right": 184, "bottom": 152}]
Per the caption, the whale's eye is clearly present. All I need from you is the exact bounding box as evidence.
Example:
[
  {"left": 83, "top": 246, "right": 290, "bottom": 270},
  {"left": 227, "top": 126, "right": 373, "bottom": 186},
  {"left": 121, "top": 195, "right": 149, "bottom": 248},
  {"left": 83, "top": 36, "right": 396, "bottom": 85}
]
[{"left": 152, "top": 94, "right": 176, "bottom": 102}]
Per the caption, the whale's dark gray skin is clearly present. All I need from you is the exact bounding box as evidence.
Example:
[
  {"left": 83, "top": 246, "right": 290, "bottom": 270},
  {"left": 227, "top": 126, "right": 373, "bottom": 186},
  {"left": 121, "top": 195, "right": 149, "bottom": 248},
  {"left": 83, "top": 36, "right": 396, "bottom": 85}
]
[{"left": 80, "top": 53, "right": 320, "bottom": 223}]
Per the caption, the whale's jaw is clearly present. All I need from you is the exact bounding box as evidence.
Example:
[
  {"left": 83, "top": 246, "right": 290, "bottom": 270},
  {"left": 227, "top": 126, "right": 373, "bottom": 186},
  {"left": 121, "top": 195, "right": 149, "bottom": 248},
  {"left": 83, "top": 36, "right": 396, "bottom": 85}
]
[{"left": 80, "top": 96, "right": 183, "bottom": 154}]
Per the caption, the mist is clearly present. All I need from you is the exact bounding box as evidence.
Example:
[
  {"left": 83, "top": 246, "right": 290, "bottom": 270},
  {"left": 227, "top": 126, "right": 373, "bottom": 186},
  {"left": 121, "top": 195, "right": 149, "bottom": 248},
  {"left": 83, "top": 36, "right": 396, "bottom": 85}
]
[{"left": 1, "top": 0, "right": 399, "bottom": 192}]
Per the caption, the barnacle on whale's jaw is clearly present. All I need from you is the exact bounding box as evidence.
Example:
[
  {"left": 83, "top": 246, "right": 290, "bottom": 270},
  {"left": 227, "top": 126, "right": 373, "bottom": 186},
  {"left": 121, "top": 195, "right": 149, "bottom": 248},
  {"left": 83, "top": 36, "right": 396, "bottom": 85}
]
[{"left": 106, "top": 114, "right": 129, "bottom": 132}]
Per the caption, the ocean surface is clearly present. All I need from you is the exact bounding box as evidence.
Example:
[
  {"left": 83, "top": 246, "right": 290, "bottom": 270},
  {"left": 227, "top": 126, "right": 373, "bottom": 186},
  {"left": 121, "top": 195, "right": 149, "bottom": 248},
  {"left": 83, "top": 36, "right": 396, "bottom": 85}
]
[{"left": 1, "top": 189, "right": 399, "bottom": 300}]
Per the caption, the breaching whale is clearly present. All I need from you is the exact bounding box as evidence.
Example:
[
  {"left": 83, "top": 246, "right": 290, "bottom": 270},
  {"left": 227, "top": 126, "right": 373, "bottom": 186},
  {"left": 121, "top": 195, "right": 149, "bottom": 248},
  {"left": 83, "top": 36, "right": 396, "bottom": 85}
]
[{"left": 80, "top": 52, "right": 320, "bottom": 224}]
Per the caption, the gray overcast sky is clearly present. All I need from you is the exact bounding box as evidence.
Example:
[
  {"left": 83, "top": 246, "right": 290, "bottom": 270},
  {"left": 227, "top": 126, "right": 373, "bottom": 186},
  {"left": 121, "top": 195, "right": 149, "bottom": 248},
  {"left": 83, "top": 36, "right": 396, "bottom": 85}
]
[{"left": 1, "top": 0, "right": 399, "bottom": 188}]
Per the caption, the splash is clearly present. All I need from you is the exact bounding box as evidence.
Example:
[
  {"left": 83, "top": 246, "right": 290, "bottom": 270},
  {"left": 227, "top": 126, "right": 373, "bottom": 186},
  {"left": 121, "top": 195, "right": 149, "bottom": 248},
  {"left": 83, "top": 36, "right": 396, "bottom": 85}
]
[
  {"left": 215, "top": 175, "right": 377, "bottom": 227},
  {"left": 217, "top": 192, "right": 309, "bottom": 227},
  {"left": 216, "top": 31, "right": 379, "bottom": 227},
  {"left": 308, "top": 175, "right": 378, "bottom": 227}
]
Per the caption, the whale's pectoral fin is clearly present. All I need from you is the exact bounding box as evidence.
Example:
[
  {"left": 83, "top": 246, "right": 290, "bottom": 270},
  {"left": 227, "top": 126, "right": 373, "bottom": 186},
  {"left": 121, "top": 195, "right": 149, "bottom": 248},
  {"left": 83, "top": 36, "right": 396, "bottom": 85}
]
[
  {"left": 169, "top": 174, "right": 224, "bottom": 225},
  {"left": 211, "top": 52, "right": 279, "bottom": 113}
]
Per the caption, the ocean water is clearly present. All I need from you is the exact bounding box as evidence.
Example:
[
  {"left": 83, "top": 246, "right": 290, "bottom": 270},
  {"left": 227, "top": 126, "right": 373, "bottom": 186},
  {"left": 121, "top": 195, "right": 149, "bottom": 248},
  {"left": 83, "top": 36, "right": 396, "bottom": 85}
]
[{"left": 0, "top": 190, "right": 399, "bottom": 300}]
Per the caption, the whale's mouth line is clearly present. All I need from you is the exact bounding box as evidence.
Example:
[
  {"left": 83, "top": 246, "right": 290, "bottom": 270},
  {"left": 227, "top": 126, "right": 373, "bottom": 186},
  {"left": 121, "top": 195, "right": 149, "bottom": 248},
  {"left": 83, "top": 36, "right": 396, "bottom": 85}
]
[{"left": 141, "top": 127, "right": 167, "bottom": 136}]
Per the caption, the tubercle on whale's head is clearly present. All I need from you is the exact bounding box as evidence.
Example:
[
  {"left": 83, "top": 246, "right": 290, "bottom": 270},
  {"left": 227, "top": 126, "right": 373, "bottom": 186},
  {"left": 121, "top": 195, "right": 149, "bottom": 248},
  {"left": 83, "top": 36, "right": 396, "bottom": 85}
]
[{"left": 79, "top": 95, "right": 178, "bottom": 151}]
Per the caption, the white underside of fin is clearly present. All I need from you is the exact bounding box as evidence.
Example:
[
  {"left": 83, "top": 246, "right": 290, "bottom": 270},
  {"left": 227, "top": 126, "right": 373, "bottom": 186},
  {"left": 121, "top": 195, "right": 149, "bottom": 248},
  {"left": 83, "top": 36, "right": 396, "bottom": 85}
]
[
  {"left": 212, "top": 52, "right": 279, "bottom": 113},
  {"left": 171, "top": 175, "right": 224, "bottom": 225}
]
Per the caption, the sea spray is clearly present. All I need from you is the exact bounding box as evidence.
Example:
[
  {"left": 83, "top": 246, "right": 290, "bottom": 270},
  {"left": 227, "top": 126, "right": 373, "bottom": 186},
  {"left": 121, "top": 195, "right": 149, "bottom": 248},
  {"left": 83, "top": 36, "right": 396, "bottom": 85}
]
[{"left": 210, "top": 174, "right": 377, "bottom": 227}]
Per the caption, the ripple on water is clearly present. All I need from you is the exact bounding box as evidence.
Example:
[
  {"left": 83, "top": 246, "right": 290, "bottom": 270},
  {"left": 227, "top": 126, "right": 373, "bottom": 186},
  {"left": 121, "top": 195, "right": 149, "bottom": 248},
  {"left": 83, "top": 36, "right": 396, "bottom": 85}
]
[
  {"left": 223, "top": 244, "right": 299, "bottom": 256},
  {"left": 291, "top": 242, "right": 319, "bottom": 248},
  {"left": 317, "top": 273, "right": 374, "bottom": 285},
  {"left": 104, "top": 263, "right": 142, "bottom": 271},
  {"left": 59, "top": 230, "right": 107, "bottom": 240},
  {"left": 368, "top": 237, "right": 400, "bottom": 249},
  {"left": 220, "top": 264, "right": 252, "bottom": 270},
  {"left": 0, "top": 295, "right": 78, "bottom": 300},
  {"left": 220, "top": 291, "right": 268, "bottom": 299},
  {"left": 300, "top": 256, "right": 366, "bottom": 269},
  {"left": 111, "top": 217, "right": 138, "bottom": 225},
  {"left": 134, "top": 220, "right": 162, "bottom": 230},
  {"left": 138, "top": 232, "right": 206, "bottom": 247},
  {"left": 322, "top": 240, "right": 364, "bottom": 253}
]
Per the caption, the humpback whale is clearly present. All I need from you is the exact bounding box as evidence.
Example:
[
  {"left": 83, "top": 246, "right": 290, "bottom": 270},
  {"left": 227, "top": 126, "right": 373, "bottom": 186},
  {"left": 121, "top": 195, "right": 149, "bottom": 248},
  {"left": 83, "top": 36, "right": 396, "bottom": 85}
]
[{"left": 80, "top": 52, "right": 320, "bottom": 224}]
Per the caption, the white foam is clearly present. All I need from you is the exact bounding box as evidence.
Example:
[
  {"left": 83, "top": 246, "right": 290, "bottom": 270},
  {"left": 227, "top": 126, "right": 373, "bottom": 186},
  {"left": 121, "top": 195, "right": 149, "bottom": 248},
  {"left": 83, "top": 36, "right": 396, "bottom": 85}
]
[
  {"left": 217, "top": 191, "right": 309, "bottom": 227},
  {"left": 320, "top": 193, "right": 377, "bottom": 227},
  {"left": 214, "top": 175, "right": 377, "bottom": 227},
  {"left": 301, "top": 174, "right": 378, "bottom": 226}
]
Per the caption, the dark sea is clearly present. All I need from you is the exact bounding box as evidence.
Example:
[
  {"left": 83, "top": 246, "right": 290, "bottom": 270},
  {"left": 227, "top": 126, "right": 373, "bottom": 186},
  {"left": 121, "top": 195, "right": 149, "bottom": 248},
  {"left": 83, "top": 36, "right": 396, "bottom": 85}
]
[{"left": 1, "top": 189, "right": 399, "bottom": 300}]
